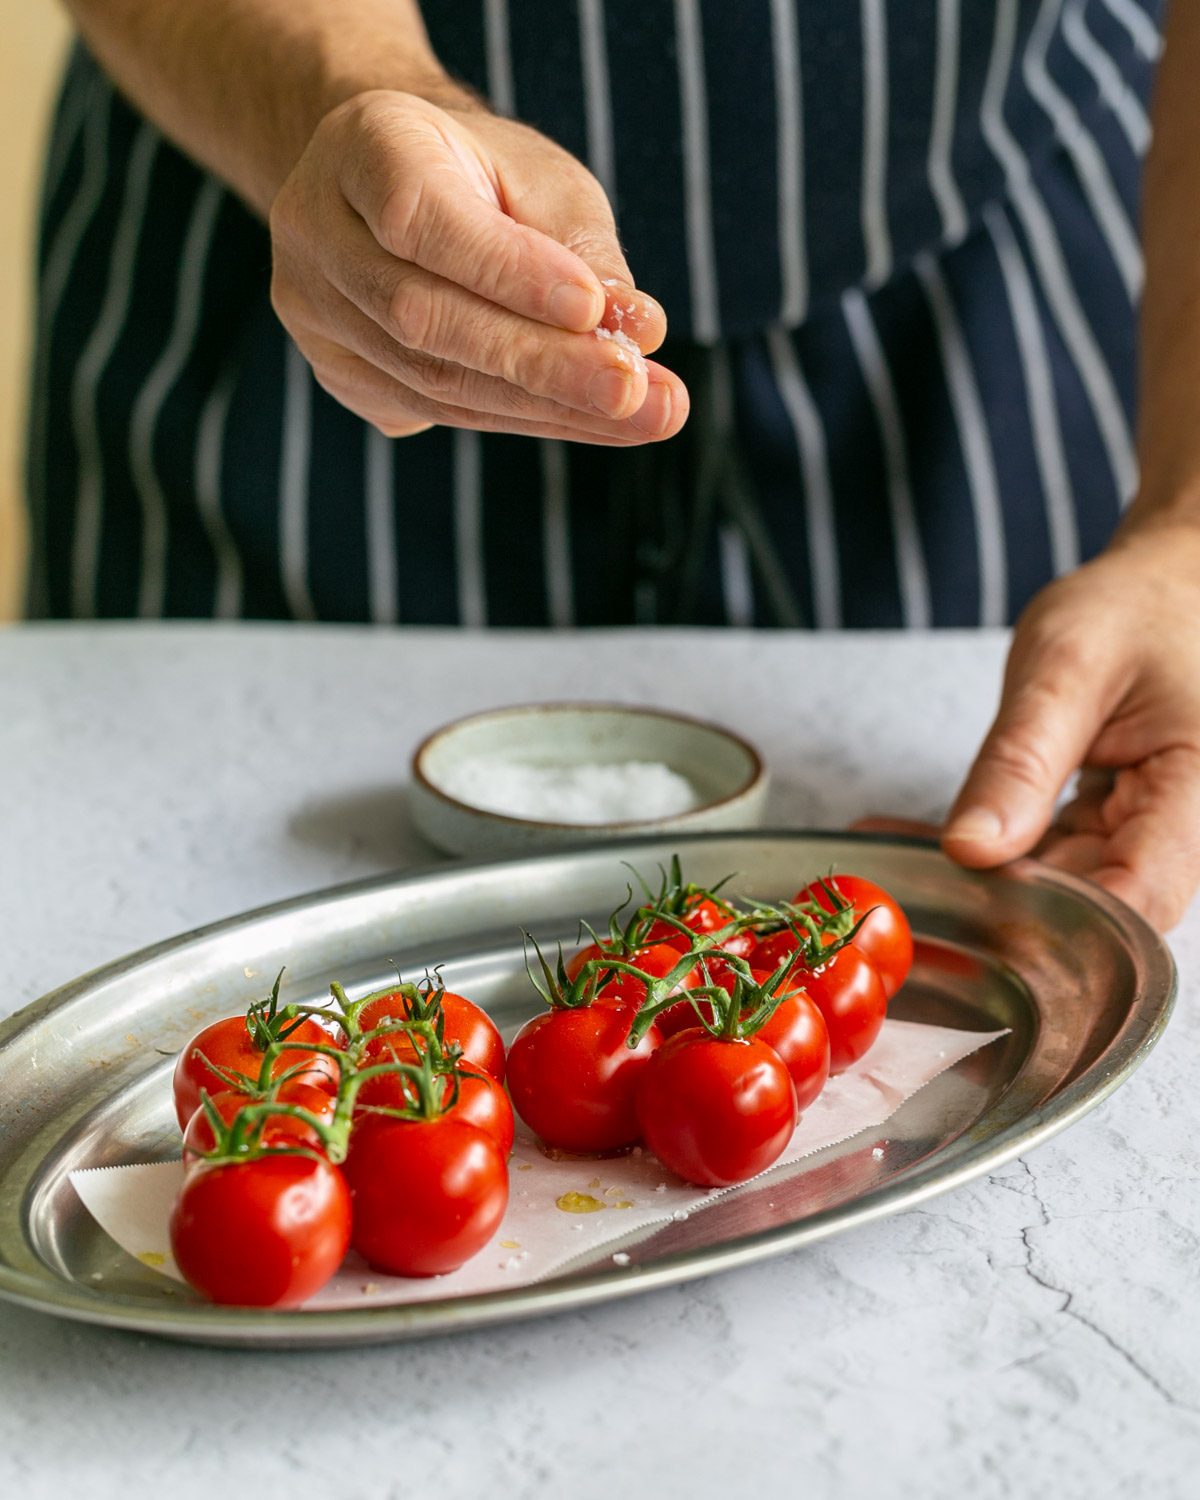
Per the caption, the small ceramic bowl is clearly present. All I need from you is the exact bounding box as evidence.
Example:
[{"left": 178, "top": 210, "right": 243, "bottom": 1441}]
[{"left": 409, "top": 702, "right": 768, "bottom": 858}]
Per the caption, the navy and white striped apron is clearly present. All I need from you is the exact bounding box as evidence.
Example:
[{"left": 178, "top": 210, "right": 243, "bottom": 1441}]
[{"left": 26, "top": 0, "right": 1163, "bottom": 628}]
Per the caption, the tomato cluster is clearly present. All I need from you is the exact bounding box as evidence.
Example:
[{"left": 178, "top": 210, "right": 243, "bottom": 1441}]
[
  {"left": 508, "top": 864, "right": 912, "bottom": 1187},
  {"left": 168, "top": 864, "right": 912, "bottom": 1309},
  {"left": 169, "top": 971, "right": 509, "bottom": 1307}
]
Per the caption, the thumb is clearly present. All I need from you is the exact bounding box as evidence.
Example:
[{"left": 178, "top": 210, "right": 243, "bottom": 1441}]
[
  {"left": 942, "top": 635, "right": 1117, "bottom": 868},
  {"left": 503, "top": 149, "right": 667, "bottom": 354}
]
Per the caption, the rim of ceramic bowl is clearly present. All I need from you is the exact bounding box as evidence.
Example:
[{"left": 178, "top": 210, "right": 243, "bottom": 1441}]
[{"left": 410, "top": 701, "right": 767, "bottom": 832}]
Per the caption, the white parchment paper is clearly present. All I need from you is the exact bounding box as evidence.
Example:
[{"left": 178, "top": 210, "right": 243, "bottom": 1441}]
[{"left": 71, "top": 1018, "right": 1006, "bottom": 1310}]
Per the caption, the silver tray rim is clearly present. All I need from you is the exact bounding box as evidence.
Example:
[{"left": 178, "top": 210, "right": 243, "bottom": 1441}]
[{"left": 0, "top": 830, "right": 1177, "bottom": 1347}]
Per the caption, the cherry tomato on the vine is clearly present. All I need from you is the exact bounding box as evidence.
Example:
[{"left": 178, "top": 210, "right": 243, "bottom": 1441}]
[
  {"left": 181, "top": 1080, "right": 336, "bottom": 1167},
  {"left": 785, "top": 944, "right": 887, "bottom": 1073},
  {"left": 169, "top": 1153, "right": 351, "bottom": 1307},
  {"left": 172, "top": 1014, "right": 339, "bottom": 1132},
  {"left": 565, "top": 942, "right": 604, "bottom": 984},
  {"left": 359, "top": 988, "right": 505, "bottom": 1083},
  {"left": 652, "top": 950, "right": 763, "bottom": 1038},
  {"left": 507, "top": 999, "right": 662, "bottom": 1152},
  {"left": 796, "top": 874, "right": 913, "bottom": 999},
  {"left": 653, "top": 993, "right": 714, "bottom": 1039},
  {"left": 636, "top": 1030, "right": 797, "bottom": 1187},
  {"left": 656, "top": 967, "right": 830, "bottom": 1111},
  {"left": 593, "top": 942, "right": 700, "bottom": 1010},
  {"left": 641, "top": 896, "right": 756, "bottom": 958},
  {"left": 355, "top": 1065, "right": 515, "bottom": 1157},
  {"left": 739, "top": 974, "right": 830, "bottom": 1114},
  {"left": 344, "top": 1116, "right": 508, "bottom": 1277}
]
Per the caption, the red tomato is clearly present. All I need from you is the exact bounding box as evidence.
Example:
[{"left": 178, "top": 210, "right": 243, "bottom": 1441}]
[
  {"left": 359, "top": 989, "right": 505, "bottom": 1082},
  {"left": 796, "top": 875, "right": 913, "bottom": 999},
  {"left": 355, "top": 1066, "right": 515, "bottom": 1156},
  {"left": 564, "top": 942, "right": 604, "bottom": 983},
  {"left": 344, "top": 1116, "right": 508, "bottom": 1277},
  {"left": 169, "top": 1153, "right": 351, "bottom": 1307},
  {"left": 641, "top": 896, "right": 754, "bottom": 954},
  {"left": 506, "top": 999, "right": 662, "bottom": 1152},
  {"left": 181, "top": 1081, "right": 335, "bottom": 1167},
  {"left": 709, "top": 928, "right": 760, "bottom": 961},
  {"left": 642, "top": 894, "right": 726, "bottom": 943},
  {"left": 593, "top": 942, "right": 701, "bottom": 1010},
  {"left": 654, "top": 994, "right": 714, "bottom": 1039},
  {"left": 750, "top": 926, "right": 804, "bottom": 976},
  {"left": 655, "top": 967, "right": 829, "bottom": 1112},
  {"left": 652, "top": 949, "right": 764, "bottom": 1037},
  {"left": 172, "top": 1014, "right": 339, "bottom": 1131},
  {"left": 566, "top": 895, "right": 749, "bottom": 978},
  {"left": 636, "top": 1031, "right": 797, "bottom": 1187},
  {"left": 798, "top": 945, "right": 887, "bottom": 1073},
  {"left": 754, "top": 986, "right": 830, "bottom": 1115}
]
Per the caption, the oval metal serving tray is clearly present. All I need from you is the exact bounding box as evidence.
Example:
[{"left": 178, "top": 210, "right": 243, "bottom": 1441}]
[{"left": 0, "top": 831, "right": 1176, "bottom": 1348}]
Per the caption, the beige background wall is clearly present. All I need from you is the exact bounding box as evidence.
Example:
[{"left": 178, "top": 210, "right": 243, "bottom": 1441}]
[{"left": 1, "top": 5, "right": 71, "bottom": 620}]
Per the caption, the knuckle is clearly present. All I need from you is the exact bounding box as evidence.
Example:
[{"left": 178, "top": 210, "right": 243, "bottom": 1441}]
[
  {"left": 386, "top": 276, "right": 438, "bottom": 352},
  {"left": 382, "top": 354, "right": 447, "bottom": 407},
  {"left": 489, "top": 377, "right": 535, "bottom": 417},
  {"left": 378, "top": 174, "right": 430, "bottom": 257},
  {"left": 984, "top": 727, "right": 1059, "bottom": 795},
  {"left": 468, "top": 232, "right": 529, "bottom": 304},
  {"left": 1014, "top": 594, "right": 1106, "bottom": 679},
  {"left": 495, "top": 327, "right": 547, "bottom": 391},
  {"left": 1025, "top": 627, "right": 1097, "bottom": 683},
  {"left": 410, "top": 356, "right": 470, "bottom": 404},
  {"left": 561, "top": 223, "right": 615, "bottom": 267},
  {"left": 400, "top": 175, "right": 460, "bottom": 260}
]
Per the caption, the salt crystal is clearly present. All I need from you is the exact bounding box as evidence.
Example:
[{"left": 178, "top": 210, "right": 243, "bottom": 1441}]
[
  {"left": 436, "top": 757, "right": 699, "bottom": 825},
  {"left": 871, "top": 1146, "right": 885, "bottom": 1160},
  {"left": 594, "top": 324, "right": 643, "bottom": 360},
  {"left": 612, "top": 1252, "right": 631, "bottom": 1267},
  {"left": 672, "top": 1209, "right": 689, "bottom": 1222}
]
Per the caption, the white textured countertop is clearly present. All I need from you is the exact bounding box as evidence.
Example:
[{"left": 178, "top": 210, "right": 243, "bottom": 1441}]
[{"left": 1, "top": 623, "right": 1198, "bottom": 1499}]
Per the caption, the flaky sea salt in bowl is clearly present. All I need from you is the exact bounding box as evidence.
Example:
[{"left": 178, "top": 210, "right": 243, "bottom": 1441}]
[{"left": 409, "top": 704, "right": 768, "bottom": 857}]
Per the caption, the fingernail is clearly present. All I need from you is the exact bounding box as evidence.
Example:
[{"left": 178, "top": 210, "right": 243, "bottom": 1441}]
[
  {"left": 548, "top": 282, "right": 600, "bottom": 331},
  {"left": 943, "top": 808, "right": 1004, "bottom": 845},
  {"left": 630, "top": 382, "right": 672, "bottom": 435},
  {"left": 588, "top": 366, "right": 634, "bottom": 418}
]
